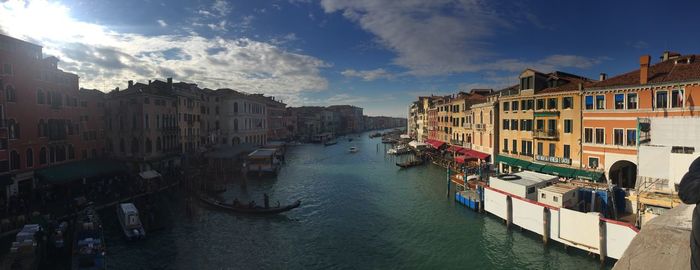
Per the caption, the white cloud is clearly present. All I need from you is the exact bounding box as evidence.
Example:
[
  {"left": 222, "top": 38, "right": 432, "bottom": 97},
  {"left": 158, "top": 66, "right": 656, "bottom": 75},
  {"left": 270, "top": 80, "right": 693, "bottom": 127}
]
[
  {"left": 157, "top": 19, "right": 167, "bottom": 27},
  {"left": 211, "top": 0, "right": 232, "bottom": 17},
  {"left": 320, "top": 0, "right": 604, "bottom": 76},
  {"left": 341, "top": 68, "right": 394, "bottom": 81},
  {"left": 0, "top": 0, "right": 330, "bottom": 102}
]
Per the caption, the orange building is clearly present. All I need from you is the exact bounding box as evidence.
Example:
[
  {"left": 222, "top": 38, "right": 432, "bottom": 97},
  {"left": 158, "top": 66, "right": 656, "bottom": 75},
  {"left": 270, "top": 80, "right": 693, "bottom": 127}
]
[{"left": 582, "top": 52, "right": 700, "bottom": 188}]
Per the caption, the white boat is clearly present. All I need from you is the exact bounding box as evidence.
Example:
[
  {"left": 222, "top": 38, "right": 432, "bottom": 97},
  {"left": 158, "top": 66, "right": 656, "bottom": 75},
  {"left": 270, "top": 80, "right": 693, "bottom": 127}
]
[
  {"left": 349, "top": 147, "right": 358, "bottom": 153},
  {"left": 116, "top": 203, "right": 146, "bottom": 241}
]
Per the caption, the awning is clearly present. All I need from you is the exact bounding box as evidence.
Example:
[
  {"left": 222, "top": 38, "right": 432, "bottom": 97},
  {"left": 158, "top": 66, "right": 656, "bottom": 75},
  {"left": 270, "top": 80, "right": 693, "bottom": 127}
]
[
  {"left": 574, "top": 170, "right": 605, "bottom": 182},
  {"left": 139, "top": 170, "right": 161, "bottom": 180},
  {"left": 35, "top": 159, "right": 128, "bottom": 185},
  {"left": 425, "top": 139, "right": 445, "bottom": 149},
  {"left": 495, "top": 155, "right": 531, "bottom": 168},
  {"left": 463, "top": 149, "right": 490, "bottom": 160},
  {"left": 455, "top": 155, "right": 477, "bottom": 164},
  {"left": 447, "top": 145, "right": 466, "bottom": 153},
  {"left": 540, "top": 165, "right": 577, "bottom": 178},
  {"left": 527, "top": 162, "right": 545, "bottom": 172}
]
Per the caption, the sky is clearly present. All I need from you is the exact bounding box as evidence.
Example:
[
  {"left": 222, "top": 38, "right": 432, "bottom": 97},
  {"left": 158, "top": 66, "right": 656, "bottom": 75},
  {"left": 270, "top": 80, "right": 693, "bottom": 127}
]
[{"left": 1, "top": 0, "right": 699, "bottom": 117}]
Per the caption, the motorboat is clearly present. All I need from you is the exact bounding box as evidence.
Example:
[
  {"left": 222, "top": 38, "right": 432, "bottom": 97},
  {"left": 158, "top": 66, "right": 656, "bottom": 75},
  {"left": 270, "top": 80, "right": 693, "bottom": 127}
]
[
  {"left": 72, "top": 207, "right": 106, "bottom": 270},
  {"left": 387, "top": 145, "right": 411, "bottom": 155},
  {"left": 116, "top": 203, "right": 146, "bottom": 241},
  {"left": 349, "top": 147, "right": 358, "bottom": 153}
]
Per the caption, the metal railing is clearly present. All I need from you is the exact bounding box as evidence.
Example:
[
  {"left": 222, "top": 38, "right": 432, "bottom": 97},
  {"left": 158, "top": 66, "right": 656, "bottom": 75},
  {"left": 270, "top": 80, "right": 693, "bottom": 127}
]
[{"left": 533, "top": 129, "right": 559, "bottom": 139}]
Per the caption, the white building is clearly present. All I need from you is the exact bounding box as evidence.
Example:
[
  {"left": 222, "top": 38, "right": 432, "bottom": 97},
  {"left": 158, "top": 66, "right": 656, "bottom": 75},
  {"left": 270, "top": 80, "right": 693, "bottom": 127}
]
[
  {"left": 537, "top": 183, "right": 579, "bottom": 208},
  {"left": 489, "top": 171, "right": 559, "bottom": 200}
]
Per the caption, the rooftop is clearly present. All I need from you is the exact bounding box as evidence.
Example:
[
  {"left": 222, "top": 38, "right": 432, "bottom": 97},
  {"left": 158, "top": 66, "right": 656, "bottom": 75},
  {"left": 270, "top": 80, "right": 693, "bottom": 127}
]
[
  {"left": 539, "top": 183, "right": 578, "bottom": 194},
  {"left": 591, "top": 53, "right": 700, "bottom": 89},
  {"left": 492, "top": 171, "right": 559, "bottom": 187}
]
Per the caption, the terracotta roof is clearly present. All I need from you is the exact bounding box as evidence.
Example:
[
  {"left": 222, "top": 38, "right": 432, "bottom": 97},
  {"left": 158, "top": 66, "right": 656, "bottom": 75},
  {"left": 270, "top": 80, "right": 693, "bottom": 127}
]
[
  {"left": 590, "top": 54, "right": 700, "bottom": 89},
  {"left": 497, "top": 84, "right": 520, "bottom": 96}
]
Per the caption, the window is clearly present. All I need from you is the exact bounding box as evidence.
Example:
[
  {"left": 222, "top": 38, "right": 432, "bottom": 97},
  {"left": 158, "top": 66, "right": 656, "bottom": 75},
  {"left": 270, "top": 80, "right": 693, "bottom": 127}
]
[
  {"left": 503, "top": 139, "right": 508, "bottom": 152},
  {"left": 563, "top": 145, "right": 570, "bottom": 159},
  {"left": 512, "top": 140, "right": 518, "bottom": 154},
  {"left": 562, "top": 97, "right": 573, "bottom": 109},
  {"left": 547, "top": 98, "right": 557, "bottom": 110},
  {"left": 585, "top": 96, "right": 593, "bottom": 110},
  {"left": 672, "top": 146, "right": 695, "bottom": 154},
  {"left": 537, "top": 142, "right": 543, "bottom": 155},
  {"left": 511, "top": 119, "right": 518, "bottom": 130},
  {"left": 564, "top": 119, "right": 573, "bottom": 133},
  {"left": 520, "top": 100, "right": 527, "bottom": 111},
  {"left": 39, "top": 147, "right": 47, "bottom": 164},
  {"left": 512, "top": 101, "right": 519, "bottom": 111},
  {"left": 553, "top": 196, "right": 558, "bottom": 202},
  {"left": 584, "top": 128, "right": 593, "bottom": 143},
  {"left": 595, "top": 128, "right": 605, "bottom": 144},
  {"left": 588, "top": 157, "right": 599, "bottom": 169},
  {"left": 548, "top": 143, "right": 556, "bottom": 156},
  {"left": 656, "top": 91, "right": 668, "bottom": 108},
  {"left": 37, "top": 89, "right": 45, "bottom": 104},
  {"left": 595, "top": 95, "right": 605, "bottom": 109},
  {"left": 536, "top": 119, "right": 544, "bottom": 130},
  {"left": 627, "top": 93, "right": 638, "bottom": 109},
  {"left": 526, "top": 141, "right": 533, "bottom": 156},
  {"left": 671, "top": 90, "right": 684, "bottom": 108},
  {"left": 536, "top": 99, "right": 545, "bottom": 110},
  {"left": 26, "top": 149, "right": 33, "bottom": 167},
  {"left": 614, "top": 129, "right": 624, "bottom": 146},
  {"left": 503, "top": 102, "right": 510, "bottom": 111},
  {"left": 526, "top": 100, "right": 534, "bottom": 110},
  {"left": 10, "top": 150, "right": 19, "bottom": 170},
  {"left": 541, "top": 193, "right": 546, "bottom": 199},
  {"left": 614, "top": 94, "right": 625, "bottom": 109},
  {"left": 5, "top": 85, "right": 16, "bottom": 102},
  {"left": 3, "top": 63, "right": 12, "bottom": 75},
  {"left": 521, "top": 140, "right": 527, "bottom": 154},
  {"left": 547, "top": 119, "right": 556, "bottom": 131},
  {"left": 627, "top": 129, "right": 637, "bottom": 146},
  {"left": 503, "top": 119, "right": 509, "bottom": 130}
]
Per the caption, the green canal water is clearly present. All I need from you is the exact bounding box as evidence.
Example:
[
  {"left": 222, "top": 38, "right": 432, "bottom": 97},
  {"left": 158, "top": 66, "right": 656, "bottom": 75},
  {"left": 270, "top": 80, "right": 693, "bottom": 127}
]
[{"left": 103, "top": 132, "right": 609, "bottom": 269}]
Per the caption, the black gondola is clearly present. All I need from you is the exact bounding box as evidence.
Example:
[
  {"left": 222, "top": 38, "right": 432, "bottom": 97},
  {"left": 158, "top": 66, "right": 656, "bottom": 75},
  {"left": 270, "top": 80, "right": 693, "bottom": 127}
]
[
  {"left": 396, "top": 159, "right": 425, "bottom": 168},
  {"left": 199, "top": 196, "right": 302, "bottom": 214}
]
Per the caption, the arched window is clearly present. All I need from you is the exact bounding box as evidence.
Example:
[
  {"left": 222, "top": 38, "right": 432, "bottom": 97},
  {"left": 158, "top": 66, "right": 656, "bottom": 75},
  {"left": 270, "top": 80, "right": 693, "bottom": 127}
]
[
  {"left": 145, "top": 138, "right": 152, "bottom": 153},
  {"left": 39, "top": 147, "right": 47, "bottom": 165},
  {"left": 38, "top": 119, "right": 46, "bottom": 137},
  {"left": 131, "top": 138, "right": 139, "bottom": 154},
  {"left": 49, "top": 146, "right": 56, "bottom": 163},
  {"left": 232, "top": 137, "right": 240, "bottom": 145},
  {"left": 119, "top": 138, "right": 125, "bottom": 153},
  {"left": 234, "top": 119, "right": 238, "bottom": 131},
  {"left": 10, "top": 150, "right": 20, "bottom": 170},
  {"left": 480, "top": 111, "right": 483, "bottom": 124},
  {"left": 234, "top": 102, "right": 238, "bottom": 113},
  {"left": 37, "top": 89, "right": 45, "bottom": 104},
  {"left": 26, "top": 149, "right": 33, "bottom": 167},
  {"left": 5, "top": 85, "right": 16, "bottom": 102},
  {"left": 156, "top": 137, "right": 162, "bottom": 151},
  {"left": 489, "top": 111, "right": 493, "bottom": 124}
]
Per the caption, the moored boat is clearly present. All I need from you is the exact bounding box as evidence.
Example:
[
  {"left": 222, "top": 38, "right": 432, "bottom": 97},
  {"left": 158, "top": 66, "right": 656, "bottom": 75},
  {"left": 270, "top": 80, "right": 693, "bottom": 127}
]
[
  {"left": 72, "top": 207, "right": 106, "bottom": 270},
  {"left": 396, "top": 159, "right": 425, "bottom": 168},
  {"left": 323, "top": 139, "right": 337, "bottom": 146},
  {"left": 387, "top": 144, "right": 411, "bottom": 155},
  {"left": 116, "top": 203, "right": 146, "bottom": 241},
  {"left": 349, "top": 147, "right": 358, "bottom": 153}
]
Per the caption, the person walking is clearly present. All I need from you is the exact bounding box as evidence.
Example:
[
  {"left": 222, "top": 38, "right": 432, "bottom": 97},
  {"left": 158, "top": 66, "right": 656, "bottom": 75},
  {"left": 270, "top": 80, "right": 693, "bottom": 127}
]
[{"left": 679, "top": 157, "right": 700, "bottom": 270}]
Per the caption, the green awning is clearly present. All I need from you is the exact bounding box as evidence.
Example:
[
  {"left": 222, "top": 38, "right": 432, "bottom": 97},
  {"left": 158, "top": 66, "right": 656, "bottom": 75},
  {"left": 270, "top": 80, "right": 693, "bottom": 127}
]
[
  {"left": 574, "top": 170, "right": 604, "bottom": 182},
  {"left": 36, "top": 159, "right": 128, "bottom": 185},
  {"left": 495, "top": 155, "right": 530, "bottom": 168},
  {"left": 527, "top": 162, "right": 545, "bottom": 172},
  {"left": 541, "top": 165, "right": 577, "bottom": 178}
]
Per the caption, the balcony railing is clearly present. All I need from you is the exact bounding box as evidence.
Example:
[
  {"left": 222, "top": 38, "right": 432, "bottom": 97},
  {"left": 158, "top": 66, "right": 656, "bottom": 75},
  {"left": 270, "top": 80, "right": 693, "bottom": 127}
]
[
  {"left": 463, "top": 123, "right": 472, "bottom": 129},
  {"left": 475, "top": 123, "right": 485, "bottom": 130},
  {"left": 533, "top": 129, "right": 559, "bottom": 139}
]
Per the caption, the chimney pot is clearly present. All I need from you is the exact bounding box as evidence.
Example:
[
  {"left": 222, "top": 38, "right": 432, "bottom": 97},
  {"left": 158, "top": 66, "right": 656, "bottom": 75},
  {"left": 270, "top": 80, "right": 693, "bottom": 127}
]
[
  {"left": 167, "top": 77, "right": 173, "bottom": 85},
  {"left": 640, "top": 55, "right": 651, "bottom": 85},
  {"left": 662, "top": 51, "right": 671, "bottom": 61},
  {"left": 599, "top": 73, "right": 607, "bottom": 81},
  {"left": 128, "top": 80, "right": 133, "bottom": 88}
]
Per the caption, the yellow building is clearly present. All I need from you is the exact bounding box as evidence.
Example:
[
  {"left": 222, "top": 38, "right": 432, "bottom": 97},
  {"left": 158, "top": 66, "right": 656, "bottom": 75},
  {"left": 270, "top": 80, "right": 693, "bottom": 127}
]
[
  {"left": 496, "top": 70, "right": 597, "bottom": 180},
  {"left": 470, "top": 93, "right": 499, "bottom": 162}
]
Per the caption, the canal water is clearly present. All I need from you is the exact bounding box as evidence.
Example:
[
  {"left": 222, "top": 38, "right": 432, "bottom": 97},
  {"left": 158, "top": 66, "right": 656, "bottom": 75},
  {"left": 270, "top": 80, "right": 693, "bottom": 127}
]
[{"left": 103, "top": 132, "right": 609, "bottom": 269}]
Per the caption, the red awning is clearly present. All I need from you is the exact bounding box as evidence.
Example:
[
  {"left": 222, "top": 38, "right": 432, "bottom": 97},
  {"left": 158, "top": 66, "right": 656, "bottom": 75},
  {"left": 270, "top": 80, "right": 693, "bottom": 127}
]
[
  {"left": 463, "top": 149, "right": 490, "bottom": 160},
  {"left": 455, "top": 155, "right": 477, "bottom": 164},
  {"left": 447, "top": 145, "right": 466, "bottom": 153},
  {"left": 426, "top": 139, "right": 445, "bottom": 149}
]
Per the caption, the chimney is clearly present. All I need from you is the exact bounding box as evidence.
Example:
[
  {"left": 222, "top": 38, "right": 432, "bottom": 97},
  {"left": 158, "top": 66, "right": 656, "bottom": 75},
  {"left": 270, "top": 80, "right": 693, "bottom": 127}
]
[
  {"left": 148, "top": 80, "right": 152, "bottom": 84},
  {"left": 128, "top": 80, "right": 133, "bottom": 88},
  {"left": 599, "top": 73, "right": 607, "bottom": 81},
  {"left": 167, "top": 77, "right": 173, "bottom": 89},
  {"left": 640, "top": 55, "right": 650, "bottom": 85}
]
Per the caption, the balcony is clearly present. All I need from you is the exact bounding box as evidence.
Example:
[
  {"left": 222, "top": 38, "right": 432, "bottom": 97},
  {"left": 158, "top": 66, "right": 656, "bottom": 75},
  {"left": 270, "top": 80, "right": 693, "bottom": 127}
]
[
  {"left": 533, "top": 129, "right": 559, "bottom": 139},
  {"left": 475, "top": 123, "right": 485, "bottom": 130},
  {"left": 463, "top": 123, "right": 472, "bottom": 129}
]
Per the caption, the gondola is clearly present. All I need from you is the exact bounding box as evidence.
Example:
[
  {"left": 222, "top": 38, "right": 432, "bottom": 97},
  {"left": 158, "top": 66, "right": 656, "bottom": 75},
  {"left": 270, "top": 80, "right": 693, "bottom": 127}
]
[
  {"left": 396, "top": 159, "right": 425, "bottom": 168},
  {"left": 199, "top": 196, "right": 302, "bottom": 214}
]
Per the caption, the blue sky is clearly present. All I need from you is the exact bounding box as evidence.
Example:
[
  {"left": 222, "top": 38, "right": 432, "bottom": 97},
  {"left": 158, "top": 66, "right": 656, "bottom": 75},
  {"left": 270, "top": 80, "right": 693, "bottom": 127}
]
[{"left": 1, "top": 0, "right": 699, "bottom": 117}]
